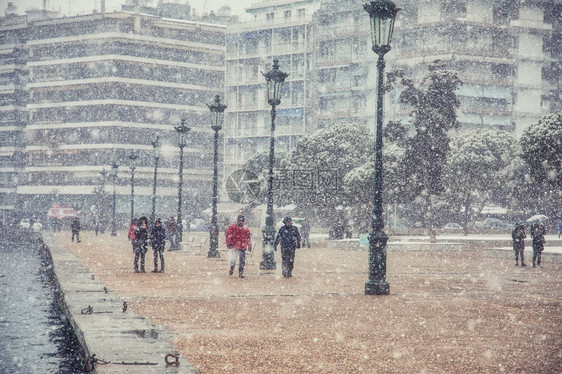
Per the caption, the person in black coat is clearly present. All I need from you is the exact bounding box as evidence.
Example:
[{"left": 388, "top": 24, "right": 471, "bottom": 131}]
[
  {"left": 530, "top": 222, "right": 546, "bottom": 268},
  {"left": 274, "top": 216, "right": 301, "bottom": 278},
  {"left": 511, "top": 223, "right": 526, "bottom": 266},
  {"left": 133, "top": 216, "right": 149, "bottom": 273},
  {"left": 150, "top": 218, "right": 166, "bottom": 273},
  {"left": 71, "top": 217, "right": 81, "bottom": 243}
]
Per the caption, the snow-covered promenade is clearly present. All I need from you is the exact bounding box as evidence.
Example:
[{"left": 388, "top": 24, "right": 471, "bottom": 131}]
[{"left": 42, "top": 230, "right": 561, "bottom": 373}]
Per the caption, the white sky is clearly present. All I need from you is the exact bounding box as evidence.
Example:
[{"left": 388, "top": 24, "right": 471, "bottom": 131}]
[{"left": 0, "top": 0, "right": 256, "bottom": 17}]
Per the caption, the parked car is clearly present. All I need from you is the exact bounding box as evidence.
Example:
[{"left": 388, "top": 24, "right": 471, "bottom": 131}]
[
  {"left": 32, "top": 222, "right": 43, "bottom": 231},
  {"left": 479, "top": 218, "right": 513, "bottom": 230},
  {"left": 20, "top": 219, "right": 31, "bottom": 229},
  {"left": 443, "top": 223, "right": 462, "bottom": 231}
]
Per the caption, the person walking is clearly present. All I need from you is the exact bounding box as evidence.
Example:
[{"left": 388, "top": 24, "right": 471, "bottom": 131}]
[
  {"left": 557, "top": 220, "right": 562, "bottom": 239},
  {"left": 133, "top": 216, "right": 149, "bottom": 273},
  {"left": 166, "top": 216, "right": 177, "bottom": 250},
  {"left": 225, "top": 214, "right": 252, "bottom": 278},
  {"left": 511, "top": 223, "right": 526, "bottom": 267},
  {"left": 94, "top": 214, "right": 100, "bottom": 236},
  {"left": 301, "top": 218, "right": 311, "bottom": 248},
  {"left": 274, "top": 216, "right": 301, "bottom": 278},
  {"left": 531, "top": 222, "right": 546, "bottom": 268},
  {"left": 150, "top": 218, "right": 166, "bottom": 273},
  {"left": 71, "top": 217, "right": 81, "bottom": 243}
]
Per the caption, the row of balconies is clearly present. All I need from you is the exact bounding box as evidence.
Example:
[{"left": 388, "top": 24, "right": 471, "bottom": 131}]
[
  {"left": 224, "top": 123, "right": 306, "bottom": 138},
  {"left": 227, "top": 42, "right": 309, "bottom": 59}
]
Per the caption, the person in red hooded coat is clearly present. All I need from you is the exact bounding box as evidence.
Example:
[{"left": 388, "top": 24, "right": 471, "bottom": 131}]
[{"left": 226, "top": 214, "right": 253, "bottom": 278}]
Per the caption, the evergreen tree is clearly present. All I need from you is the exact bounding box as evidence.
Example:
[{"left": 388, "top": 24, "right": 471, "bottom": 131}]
[
  {"left": 444, "top": 129, "right": 516, "bottom": 235},
  {"left": 398, "top": 60, "right": 462, "bottom": 241},
  {"left": 519, "top": 113, "right": 562, "bottom": 220}
]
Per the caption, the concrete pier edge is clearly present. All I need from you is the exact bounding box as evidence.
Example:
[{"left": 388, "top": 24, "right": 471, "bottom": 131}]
[{"left": 40, "top": 232, "right": 199, "bottom": 373}]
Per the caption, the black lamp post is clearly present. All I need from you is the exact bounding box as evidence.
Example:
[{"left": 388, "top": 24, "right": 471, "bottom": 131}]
[
  {"left": 151, "top": 136, "right": 161, "bottom": 225},
  {"left": 98, "top": 169, "right": 107, "bottom": 234},
  {"left": 111, "top": 162, "right": 118, "bottom": 236},
  {"left": 207, "top": 95, "right": 227, "bottom": 258},
  {"left": 363, "top": 0, "right": 399, "bottom": 295},
  {"left": 128, "top": 151, "right": 138, "bottom": 224},
  {"left": 175, "top": 119, "right": 190, "bottom": 249},
  {"left": 100, "top": 169, "right": 107, "bottom": 191},
  {"left": 260, "top": 59, "right": 289, "bottom": 270}
]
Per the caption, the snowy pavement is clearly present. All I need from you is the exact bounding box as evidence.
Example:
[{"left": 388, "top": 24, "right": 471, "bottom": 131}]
[{"left": 43, "top": 230, "right": 562, "bottom": 374}]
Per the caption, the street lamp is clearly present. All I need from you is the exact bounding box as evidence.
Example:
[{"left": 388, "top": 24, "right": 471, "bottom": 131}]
[
  {"left": 151, "top": 136, "right": 161, "bottom": 225},
  {"left": 363, "top": 0, "right": 399, "bottom": 295},
  {"left": 207, "top": 94, "right": 227, "bottom": 258},
  {"left": 128, "top": 151, "right": 138, "bottom": 224},
  {"left": 100, "top": 168, "right": 107, "bottom": 191},
  {"left": 175, "top": 119, "right": 191, "bottom": 249},
  {"left": 260, "top": 59, "right": 289, "bottom": 270},
  {"left": 111, "top": 162, "right": 118, "bottom": 236},
  {"left": 98, "top": 168, "right": 107, "bottom": 234}
]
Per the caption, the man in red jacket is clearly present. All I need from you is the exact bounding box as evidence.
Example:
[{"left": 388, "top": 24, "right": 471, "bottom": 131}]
[{"left": 226, "top": 214, "right": 253, "bottom": 278}]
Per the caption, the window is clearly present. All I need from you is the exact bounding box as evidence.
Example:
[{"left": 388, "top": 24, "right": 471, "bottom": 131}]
[
  {"left": 266, "top": 12, "right": 275, "bottom": 21},
  {"left": 285, "top": 10, "right": 291, "bottom": 19},
  {"left": 442, "top": 0, "right": 467, "bottom": 20},
  {"left": 297, "top": 9, "right": 305, "bottom": 18},
  {"left": 491, "top": 63, "right": 514, "bottom": 77}
]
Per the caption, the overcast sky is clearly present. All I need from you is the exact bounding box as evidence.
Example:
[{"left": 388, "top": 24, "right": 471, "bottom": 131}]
[{"left": 0, "top": 0, "right": 256, "bottom": 17}]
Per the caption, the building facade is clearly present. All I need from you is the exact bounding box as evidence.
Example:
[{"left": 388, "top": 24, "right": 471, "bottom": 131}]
[
  {"left": 223, "top": 0, "right": 561, "bottom": 171},
  {"left": 390, "top": 0, "right": 561, "bottom": 135},
  {"left": 223, "top": 0, "right": 322, "bottom": 171},
  {"left": 0, "top": 3, "right": 225, "bottom": 224},
  {"left": 0, "top": 7, "right": 27, "bottom": 216},
  {"left": 2, "top": 0, "right": 560, "bottom": 222}
]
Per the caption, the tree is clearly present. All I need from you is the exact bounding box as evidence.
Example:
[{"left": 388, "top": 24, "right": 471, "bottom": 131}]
[
  {"left": 343, "top": 121, "right": 415, "bottom": 232},
  {"left": 520, "top": 113, "right": 562, "bottom": 220},
  {"left": 282, "top": 122, "right": 372, "bottom": 225},
  {"left": 396, "top": 60, "right": 462, "bottom": 241},
  {"left": 242, "top": 150, "right": 286, "bottom": 205},
  {"left": 444, "top": 129, "right": 516, "bottom": 235}
]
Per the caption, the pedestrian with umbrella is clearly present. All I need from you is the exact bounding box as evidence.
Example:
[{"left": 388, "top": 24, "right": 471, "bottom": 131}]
[{"left": 530, "top": 221, "right": 546, "bottom": 268}]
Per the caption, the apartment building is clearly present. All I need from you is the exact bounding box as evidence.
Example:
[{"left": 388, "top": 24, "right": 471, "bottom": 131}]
[
  {"left": 0, "top": 6, "right": 27, "bottom": 215},
  {"left": 311, "top": 0, "right": 379, "bottom": 131},
  {"left": 223, "top": 0, "right": 322, "bottom": 170},
  {"left": 312, "top": 0, "right": 561, "bottom": 135},
  {"left": 0, "top": 3, "right": 226, "bottom": 220}
]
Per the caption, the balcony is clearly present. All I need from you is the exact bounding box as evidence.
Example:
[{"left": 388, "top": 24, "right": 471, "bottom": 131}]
[{"left": 227, "top": 14, "right": 314, "bottom": 33}]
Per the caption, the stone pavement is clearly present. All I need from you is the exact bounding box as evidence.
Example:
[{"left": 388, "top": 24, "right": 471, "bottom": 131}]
[{"left": 45, "top": 231, "right": 561, "bottom": 373}]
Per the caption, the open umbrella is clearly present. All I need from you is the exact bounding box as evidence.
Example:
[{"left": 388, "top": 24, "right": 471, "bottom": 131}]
[{"left": 525, "top": 214, "right": 548, "bottom": 224}]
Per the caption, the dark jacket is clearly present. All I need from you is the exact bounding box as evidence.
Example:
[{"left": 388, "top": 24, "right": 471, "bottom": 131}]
[
  {"left": 166, "top": 218, "right": 177, "bottom": 233},
  {"left": 150, "top": 225, "right": 166, "bottom": 250},
  {"left": 531, "top": 224, "right": 546, "bottom": 251},
  {"left": 71, "top": 218, "right": 80, "bottom": 232},
  {"left": 133, "top": 225, "right": 149, "bottom": 253},
  {"left": 511, "top": 225, "right": 526, "bottom": 250},
  {"left": 274, "top": 225, "right": 301, "bottom": 250}
]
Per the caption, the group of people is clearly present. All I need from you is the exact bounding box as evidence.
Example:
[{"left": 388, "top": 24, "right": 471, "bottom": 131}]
[
  {"left": 125, "top": 214, "right": 312, "bottom": 277},
  {"left": 512, "top": 221, "right": 547, "bottom": 268},
  {"left": 128, "top": 216, "right": 167, "bottom": 273},
  {"left": 225, "top": 215, "right": 311, "bottom": 279}
]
